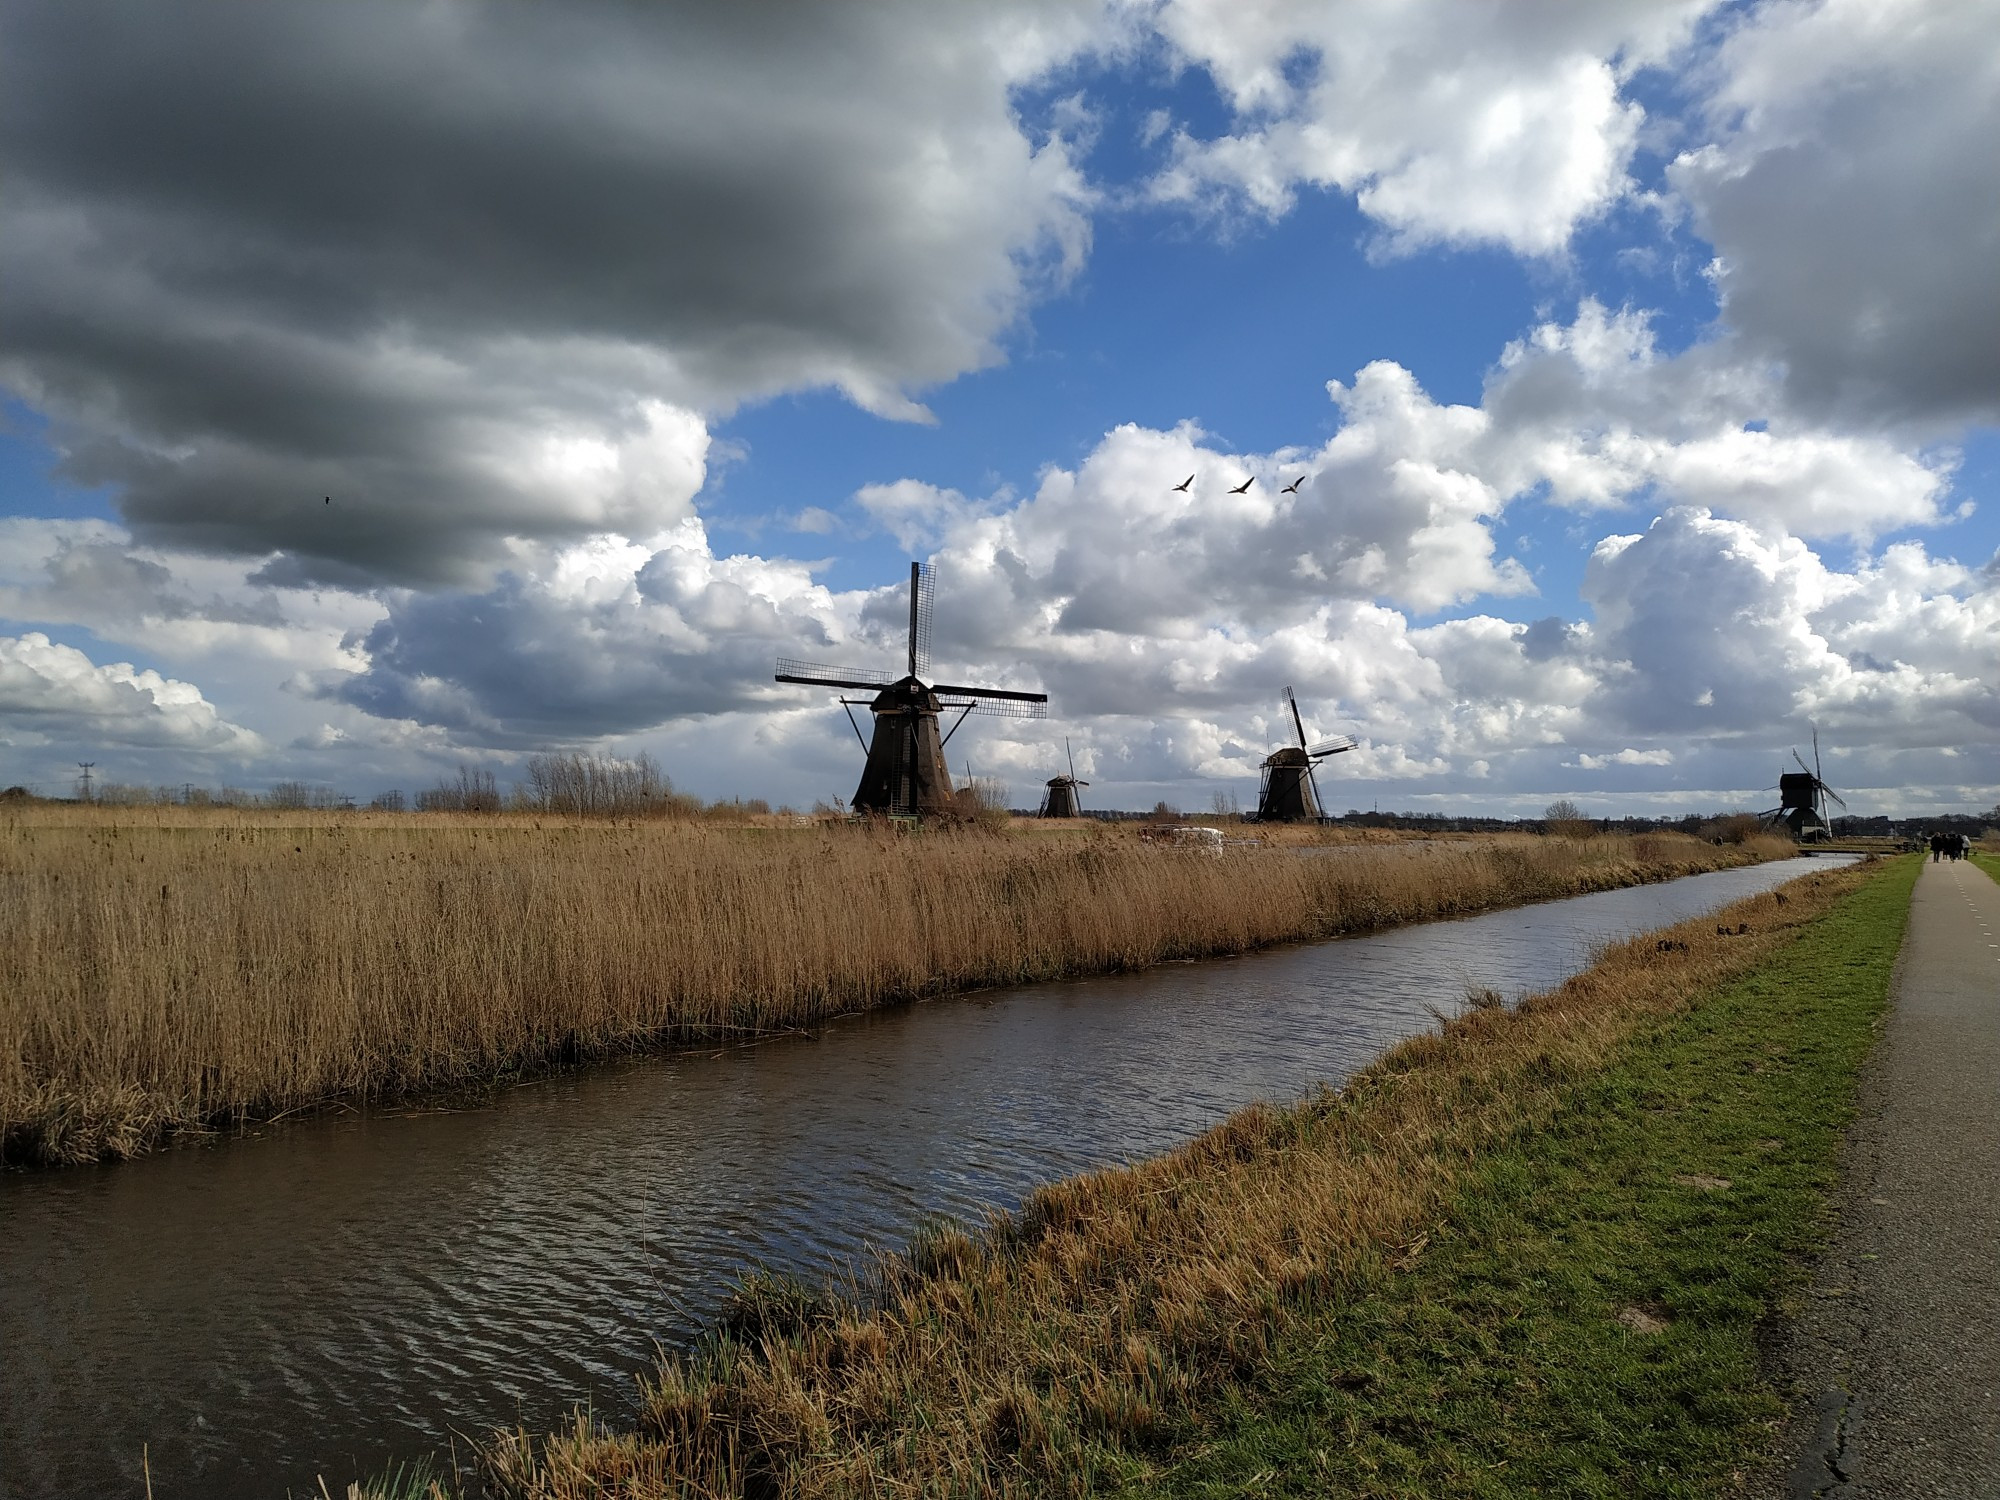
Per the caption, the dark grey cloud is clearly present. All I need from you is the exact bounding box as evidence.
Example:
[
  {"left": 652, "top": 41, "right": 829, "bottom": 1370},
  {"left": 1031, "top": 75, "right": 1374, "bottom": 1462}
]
[
  {"left": 335, "top": 534, "right": 846, "bottom": 743},
  {"left": 1518, "top": 615, "right": 1583, "bottom": 661},
  {"left": 39, "top": 539, "right": 289, "bottom": 628},
  {"left": 0, "top": 0, "right": 1098, "bottom": 584},
  {"left": 1673, "top": 1, "right": 2000, "bottom": 429}
]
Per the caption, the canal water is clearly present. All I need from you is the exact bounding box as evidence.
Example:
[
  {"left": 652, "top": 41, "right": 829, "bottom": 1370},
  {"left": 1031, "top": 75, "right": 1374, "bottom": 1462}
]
[{"left": 0, "top": 855, "right": 1847, "bottom": 1498}]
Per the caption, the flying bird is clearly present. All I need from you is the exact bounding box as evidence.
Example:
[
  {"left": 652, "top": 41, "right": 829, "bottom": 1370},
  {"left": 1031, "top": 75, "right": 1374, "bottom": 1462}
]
[
  {"left": 324, "top": 496, "right": 331, "bottom": 504},
  {"left": 1227, "top": 477, "right": 1254, "bottom": 494},
  {"left": 1281, "top": 476, "right": 1305, "bottom": 494},
  {"left": 1170, "top": 474, "right": 1194, "bottom": 492}
]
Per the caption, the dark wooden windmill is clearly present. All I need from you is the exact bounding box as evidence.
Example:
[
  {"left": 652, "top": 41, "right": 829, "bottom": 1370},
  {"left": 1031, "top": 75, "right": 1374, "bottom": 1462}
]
[
  {"left": 1255, "top": 687, "right": 1356, "bottom": 823},
  {"left": 1759, "top": 729, "right": 1845, "bottom": 843},
  {"left": 1038, "top": 737, "right": 1088, "bottom": 818},
  {"left": 776, "top": 563, "right": 1047, "bottom": 817}
]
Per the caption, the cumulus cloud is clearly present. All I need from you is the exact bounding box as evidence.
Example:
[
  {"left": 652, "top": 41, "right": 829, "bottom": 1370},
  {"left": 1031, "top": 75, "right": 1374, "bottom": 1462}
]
[
  {"left": 855, "top": 480, "right": 988, "bottom": 553},
  {"left": 336, "top": 522, "right": 859, "bottom": 743},
  {"left": 1582, "top": 507, "right": 1999, "bottom": 747},
  {"left": 0, "top": 518, "right": 382, "bottom": 673},
  {"left": 1147, "top": 0, "right": 1715, "bottom": 254},
  {"left": 331, "top": 356, "right": 1545, "bottom": 755},
  {"left": 1481, "top": 302, "right": 1953, "bottom": 541},
  {"left": 0, "top": 0, "right": 1102, "bottom": 585},
  {"left": 943, "top": 366, "right": 1534, "bottom": 642},
  {"left": 1671, "top": 0, "right": 2000, "bottom": 426},
  {"left": 326, "top": 331, "right": 1988, "bottom": 809},
  {"left": 0, "top": 633, "right": 263, "bottom": 753},
  {"left": 0, "top": 0, "right": 1988, "bottom": 814},
  {"left": 911, "top": 439, "right": 1992, "bottom": 798},
  {"left": 1573, "top": 747, "right": 1675, "bottom": 769}
]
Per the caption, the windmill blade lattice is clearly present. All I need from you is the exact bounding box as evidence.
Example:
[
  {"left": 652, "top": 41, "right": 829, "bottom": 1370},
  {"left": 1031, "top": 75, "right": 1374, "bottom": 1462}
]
[
  {"left": 935, "top": 693, "right": 1047, "bottom": 720},
  {"left": 1812, "top": 729, "right": 1847, "bottom": 808},
  {"left": 909, "top": 561, "right": 933, "bottom": 678},
  {"left": 1285, "top": 685, "right": 1309, "bottom": 750},
  {"left": 775, "top": 658, "right": 897, "bottom": 690}
]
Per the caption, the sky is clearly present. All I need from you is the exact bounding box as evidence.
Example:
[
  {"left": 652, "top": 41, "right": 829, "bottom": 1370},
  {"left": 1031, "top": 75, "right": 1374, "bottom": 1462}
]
[{"left": 1, "top": 0, "right": 1995, "bottom": 818}]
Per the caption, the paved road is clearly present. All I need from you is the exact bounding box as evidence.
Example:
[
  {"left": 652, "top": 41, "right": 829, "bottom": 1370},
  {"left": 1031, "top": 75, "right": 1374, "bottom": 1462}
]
[{"left": 1774, "top": 855, "right": 2000, "bottom": 1498}]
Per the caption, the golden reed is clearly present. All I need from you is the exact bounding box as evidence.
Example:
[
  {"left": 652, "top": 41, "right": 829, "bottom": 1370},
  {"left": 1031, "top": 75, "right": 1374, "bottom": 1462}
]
[{"left": 0, "top": 805, "right": 1785, "bottom": 1165}]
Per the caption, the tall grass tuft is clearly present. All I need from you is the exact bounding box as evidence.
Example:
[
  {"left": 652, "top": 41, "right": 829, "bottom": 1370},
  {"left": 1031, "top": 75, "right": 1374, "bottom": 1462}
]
[{"left": 0, "top": 805, "right": 1788, "bottom": 1166}]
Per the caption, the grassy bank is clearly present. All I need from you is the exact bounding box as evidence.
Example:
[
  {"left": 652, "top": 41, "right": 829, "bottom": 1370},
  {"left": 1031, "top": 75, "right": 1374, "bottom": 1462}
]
[
  {"left": 1130, "top": 855, "right": 1916, "bottom": 1498},
  {"left": 1, "top": 808, "right": 1784, "bottom": 1167},
  {"left": 391, "top": 854, "right": 1908, "bottom": 1500}
]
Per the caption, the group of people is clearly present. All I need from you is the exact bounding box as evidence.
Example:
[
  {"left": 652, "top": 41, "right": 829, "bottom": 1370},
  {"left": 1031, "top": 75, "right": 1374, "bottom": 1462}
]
[{"left": 1929, "top": 831, "right": 1974, "bottom": 862}]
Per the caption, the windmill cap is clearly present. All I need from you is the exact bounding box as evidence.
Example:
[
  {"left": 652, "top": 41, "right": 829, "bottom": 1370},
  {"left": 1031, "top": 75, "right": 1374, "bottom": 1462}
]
[{"left": 868, "top": 677, "right": 941, "bottom": 710}]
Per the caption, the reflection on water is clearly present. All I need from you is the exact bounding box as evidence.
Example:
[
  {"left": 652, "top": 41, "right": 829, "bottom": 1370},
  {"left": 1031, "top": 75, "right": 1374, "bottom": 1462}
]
[{"left": 0, "top": 856, "right": 1846, "bottom": 1499}]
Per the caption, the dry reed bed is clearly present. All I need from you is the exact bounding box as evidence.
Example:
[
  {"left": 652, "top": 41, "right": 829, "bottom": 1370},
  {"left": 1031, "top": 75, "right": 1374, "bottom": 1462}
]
[
  {"left": 0, "top": 811, "right": 1785, "bottom": 1166},
  {"left": 456, "top": 857, "right": 1873, "bottom": 1500}
]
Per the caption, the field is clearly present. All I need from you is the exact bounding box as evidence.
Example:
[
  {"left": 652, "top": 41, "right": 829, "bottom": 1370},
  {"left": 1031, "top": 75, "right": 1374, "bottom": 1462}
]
[
  {"left": 0, "top": 804, "right": 1788, "bottom": 1167},
  {"left": 411, "top": 854, "right": 1904, "bottom": 1500}
]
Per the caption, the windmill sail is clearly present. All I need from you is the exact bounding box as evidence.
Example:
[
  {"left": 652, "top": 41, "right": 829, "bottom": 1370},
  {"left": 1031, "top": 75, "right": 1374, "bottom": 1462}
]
[
  {"left": 775, "top": 659, "right": 897, "bottom": 690},
  {"left": 909, "top": 561, "right": 933, "bottom": 678}
]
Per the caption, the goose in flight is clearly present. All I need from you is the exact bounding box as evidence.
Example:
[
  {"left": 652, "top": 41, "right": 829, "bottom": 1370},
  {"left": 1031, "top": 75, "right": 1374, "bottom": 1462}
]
[
  {"left": 1281, "top": 476, "right": 1305, "bottom": 494},
  {"left": 1170, "top": 474, "right": 1194, "bottom": 492},
  {"left": 1227, "top": 476, "right": 1254, "bottom": 494}
]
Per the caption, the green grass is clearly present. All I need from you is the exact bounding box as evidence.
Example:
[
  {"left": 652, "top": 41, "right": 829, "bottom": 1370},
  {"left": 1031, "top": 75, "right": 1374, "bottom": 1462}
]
[
  {"left": 1969, "top": 850, "right": 1998, "bottom": 883},
  {"left": 1119, "top": 855, "right": 1920, "bottom": 1499}
]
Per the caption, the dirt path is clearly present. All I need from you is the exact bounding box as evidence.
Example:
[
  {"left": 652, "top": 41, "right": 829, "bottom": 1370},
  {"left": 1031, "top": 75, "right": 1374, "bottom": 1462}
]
[{"left": 1773, "top": 855, "right": 2000, "bottom": 1497}]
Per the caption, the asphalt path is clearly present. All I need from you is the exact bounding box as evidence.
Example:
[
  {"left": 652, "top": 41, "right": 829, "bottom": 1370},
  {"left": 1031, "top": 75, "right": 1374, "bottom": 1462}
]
[{"left": 1772, "top": 855, "right": 2000, "bottom": 1498}]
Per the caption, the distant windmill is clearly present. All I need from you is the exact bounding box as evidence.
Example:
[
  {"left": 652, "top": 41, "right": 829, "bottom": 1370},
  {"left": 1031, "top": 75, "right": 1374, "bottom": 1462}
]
[
  {"left": 776, "top": 563, "right": 1048, "bottom": 818},
  {"left": 1039, "top": 737, "right": 1089, "bottom": 818},
  {"left": 1254, "top": 688, "right": 1355, "bottom": 823},
  {"left": 1759, "top": 729, "right": 1846, "bottom": 843}
]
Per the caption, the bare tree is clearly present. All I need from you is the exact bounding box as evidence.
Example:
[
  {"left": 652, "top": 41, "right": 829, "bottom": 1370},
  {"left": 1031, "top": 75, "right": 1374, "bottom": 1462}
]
[
  {"left": 518, "top": 751, "right": 698, "bottom": 818},
  {"left": 1543, "top": 798, "right": 1593, "bottom": 838},
  {"left": 417, "top": 766, "right": 502, "bottom": 813}
]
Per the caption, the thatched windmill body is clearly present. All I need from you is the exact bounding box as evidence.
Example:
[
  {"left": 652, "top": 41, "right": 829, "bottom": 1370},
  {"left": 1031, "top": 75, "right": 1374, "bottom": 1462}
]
[
  {"left": 1760, "top": 730, "right": 1845, "bottom": 842},
  {"left": 1039, "top": 738, "right": 1089, "bottom": 818},
  {"left": 1255, "top": 687, "right": 1356, "bottom": 823},
  {"left": 776, "top": 563, "right": 1047, "bottom": 817}
]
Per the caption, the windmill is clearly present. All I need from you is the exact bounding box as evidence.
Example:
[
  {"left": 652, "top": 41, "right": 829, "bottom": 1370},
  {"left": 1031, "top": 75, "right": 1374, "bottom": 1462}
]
[
  {"left": 1254, "top": 688, "right": 1356, "bottom": 823},
  {"left": 1039, "top": 737, "right": 1089, "bottom": 818},
  {"left": 1759, "top": 729, "right": 1846, "bottom": 843},
  {"left": 776, "top": 562, "right": 1047, "bottom": 818}
]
